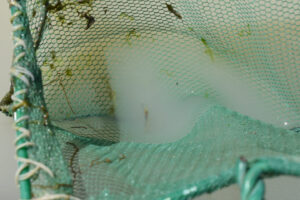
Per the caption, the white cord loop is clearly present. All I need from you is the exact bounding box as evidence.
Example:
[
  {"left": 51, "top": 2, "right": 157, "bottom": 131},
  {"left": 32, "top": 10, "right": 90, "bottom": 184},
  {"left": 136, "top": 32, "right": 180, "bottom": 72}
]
[
  {"left": 16, "top": 157, "right": 54, "bottom": 181},
  {"left": 15, "top": 115, "right": 30, "bottom": 123},
  {"left": 14, "top": 52, "right": 26, "bottom": 63},
  {"left": 11, "top": 89, "right": 27, "bottom": 102},
  {"left": 13, "top": 36, "right": 27, "bottom": 49},
  {"left": 10, "top": 11, "right": 22, "bottom": 23},
  {"left": 11, "top": 66, "right": 35, "bottom": 86},
  {"left": 13, "top": 24, "right": 25, "bottom": 32},
  {"left": 8, "top": 0, "right": 22, "bottom": 10},
  {"left": 15, "top": 142, "right": 35, "bottom": 151}
]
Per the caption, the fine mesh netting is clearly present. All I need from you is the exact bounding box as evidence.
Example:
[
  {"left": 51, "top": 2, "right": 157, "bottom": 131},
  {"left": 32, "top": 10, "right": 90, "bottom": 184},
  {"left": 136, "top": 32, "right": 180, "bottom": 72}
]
[
  {"left": 28, "top": 0, "right": 300, "bottom": 128},
  {"left": 6, "top": 0, "right": 300, "bottom": 199}
]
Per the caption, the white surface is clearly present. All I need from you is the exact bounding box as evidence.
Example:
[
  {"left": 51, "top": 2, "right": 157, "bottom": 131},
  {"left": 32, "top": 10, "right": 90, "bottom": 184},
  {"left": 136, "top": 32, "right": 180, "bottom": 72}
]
[{"left": 0, "top": 1, "right": 298, "bottom": 199}]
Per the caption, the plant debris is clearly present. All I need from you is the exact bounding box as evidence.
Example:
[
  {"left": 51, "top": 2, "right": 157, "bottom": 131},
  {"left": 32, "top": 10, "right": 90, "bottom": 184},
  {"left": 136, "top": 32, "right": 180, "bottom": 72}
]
[
  {"left": 166, "top": 3, "right": 182, "bottom": 19},
  {"left": 83, "top": 13, "right": 95, "bottom": 30},
  {"left": 201, "top": 37, "right": 214, "bottom": 61}
]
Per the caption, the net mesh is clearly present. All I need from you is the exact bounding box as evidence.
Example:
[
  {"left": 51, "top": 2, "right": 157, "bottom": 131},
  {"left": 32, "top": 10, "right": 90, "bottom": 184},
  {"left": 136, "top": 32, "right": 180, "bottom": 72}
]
[{"left": 12, "top": 0, "right": 300, "bottom": 199}]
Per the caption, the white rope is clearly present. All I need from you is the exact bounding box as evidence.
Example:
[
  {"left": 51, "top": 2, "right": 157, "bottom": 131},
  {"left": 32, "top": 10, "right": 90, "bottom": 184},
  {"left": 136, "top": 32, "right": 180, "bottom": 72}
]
[
  {"left": 18, "top": 166, "right": 39, "bottom": 181},
  {"left": 11, "top": 89, "right": 29, "bottom": 113},
  {"left": 11, "top": 89, "right": 27, "bottom": 103},
  {"left": 13, "top": 116, "right": 30, "bottom": 145},
  {"left": 9, "top": 2, "right": 64, "bottom": 199},
  {"left": 16, "top": 157, "right": 54, "bottom": 182},
  {"left": 10, "top": 11, "right": 22, "bottom": 23},
  {"left": 13, "top": 36, "right": 26, "bottom": 49},
  {"left": 13, "top": 65, "right": 35, "bottom": 81},
  {"left": 8, "top": 0, "right": 22, "bottom": 10},
  {"left": 11, "top": 66, "right": 34, "bottom": 86},
  {"left": 14, "top": 52, "right": 26, "bottom": 63},
  {"left": 14, "top": 126, "right": 30, "bottom": 142},
  {"left": 32, "top": 194, "right": 81, "bottom": 200},
  {"left": 13, "top": 24, "right": 25, "bottom": 32},
  {"left": 15, "top": 115, "right": 30, "bottom": 123},
  {"left": 15, "top": 162, "right": 29, "bottom": 183},
  {"left": 15, "top": 142, "right": 35, "bottom": 151},
  {"left": 10, "top": 69, "right": 30, "bottom": 86},
  {"left": 14, "top": 127, "right": 30, "bottom": 143}
]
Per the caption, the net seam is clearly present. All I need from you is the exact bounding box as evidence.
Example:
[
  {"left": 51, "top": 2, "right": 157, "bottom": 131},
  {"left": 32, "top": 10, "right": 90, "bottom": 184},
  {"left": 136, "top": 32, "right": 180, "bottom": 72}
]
[{"left": 9, "top": 0, "right": 79, "bottom": 199}]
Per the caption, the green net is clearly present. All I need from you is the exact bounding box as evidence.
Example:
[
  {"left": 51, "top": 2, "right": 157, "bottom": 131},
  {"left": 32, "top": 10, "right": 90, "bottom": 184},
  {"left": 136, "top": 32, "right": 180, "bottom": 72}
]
[{"left": 3, "top": 0, "right": 300, "bottom": 199}]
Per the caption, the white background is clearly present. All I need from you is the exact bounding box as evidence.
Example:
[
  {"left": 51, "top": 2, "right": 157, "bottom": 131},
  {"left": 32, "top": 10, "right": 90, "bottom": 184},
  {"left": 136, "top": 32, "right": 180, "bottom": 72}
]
[{"left": 0, "top": 1, "right": 299, "bottom": 199}]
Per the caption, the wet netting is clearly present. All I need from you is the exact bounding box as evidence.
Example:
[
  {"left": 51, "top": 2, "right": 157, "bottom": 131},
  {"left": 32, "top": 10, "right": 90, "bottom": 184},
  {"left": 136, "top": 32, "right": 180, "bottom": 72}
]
[{"left": 2, "top": 0, "right": 300, "bottom": 199}]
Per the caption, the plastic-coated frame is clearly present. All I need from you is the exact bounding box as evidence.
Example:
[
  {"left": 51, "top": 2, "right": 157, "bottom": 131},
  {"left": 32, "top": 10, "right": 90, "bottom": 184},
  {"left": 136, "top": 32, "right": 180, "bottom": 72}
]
[{"left": 9, "top": 0, "right": 79, "bottom": 199}]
